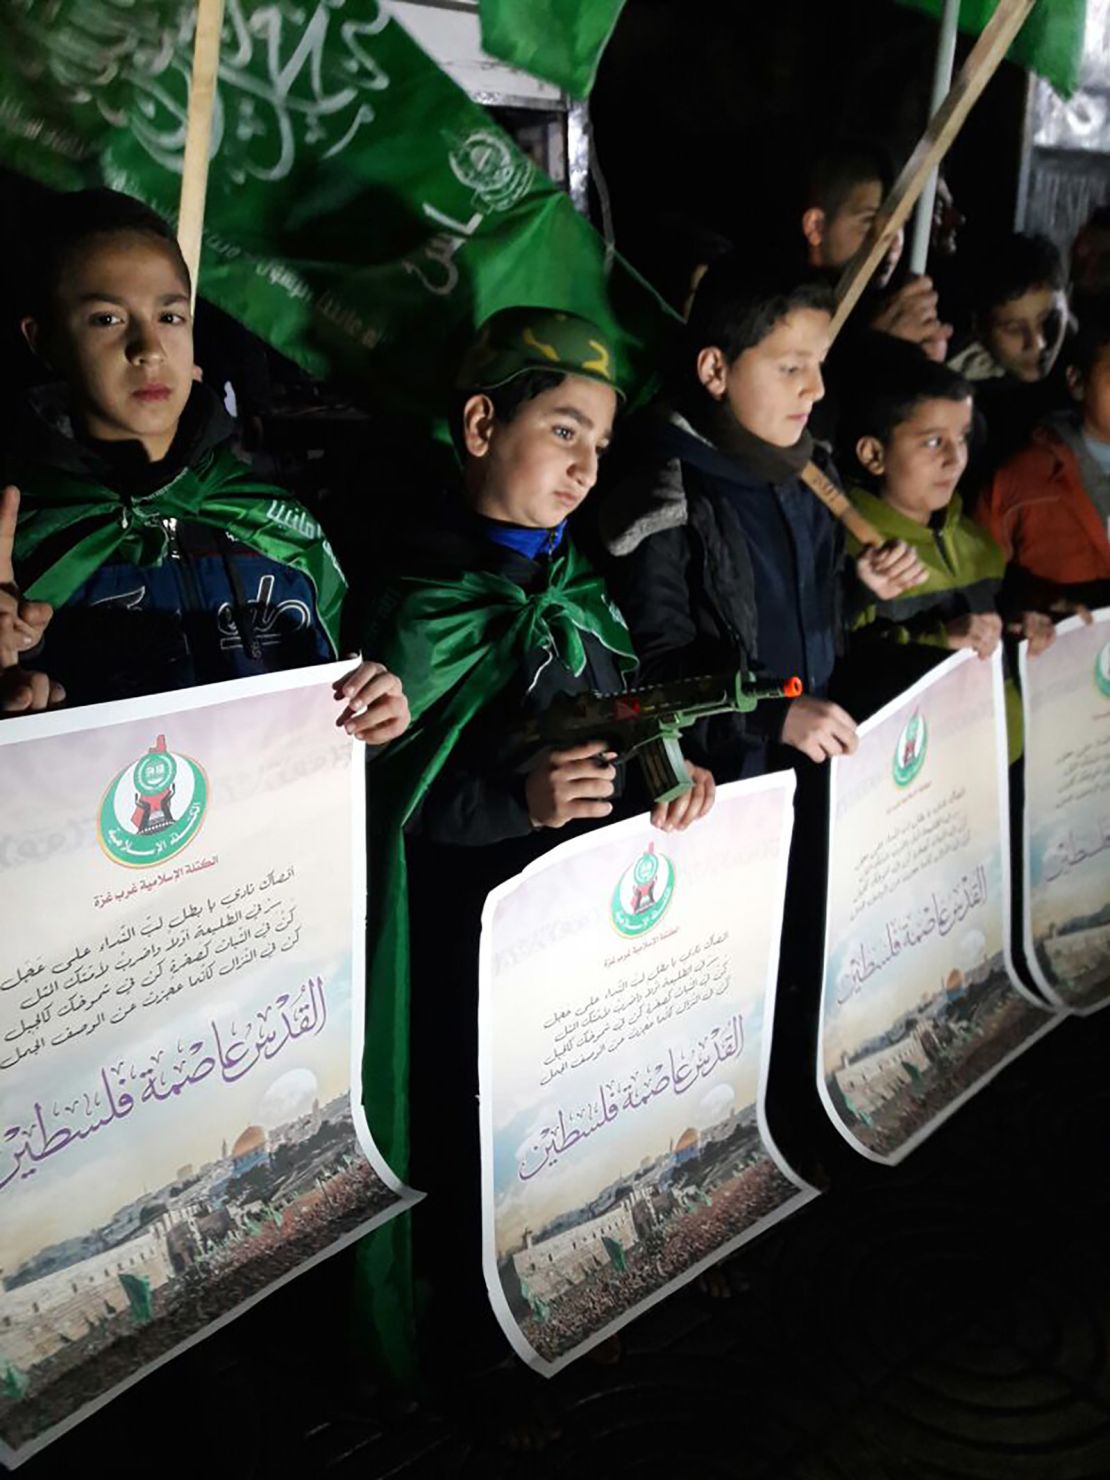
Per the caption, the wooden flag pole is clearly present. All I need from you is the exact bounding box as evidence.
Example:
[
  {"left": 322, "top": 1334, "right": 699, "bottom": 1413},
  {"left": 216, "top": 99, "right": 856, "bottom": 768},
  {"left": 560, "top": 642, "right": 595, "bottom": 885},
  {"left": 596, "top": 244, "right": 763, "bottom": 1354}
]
[
  {"left": 830, "top": 0, "right": 1036, "bottom": 341},
  {"left": 177, "top": 0, "right": 226, "bottom": 305},
  {"left": 802, "top": 0, "right": 1036, "bottom": 547}
]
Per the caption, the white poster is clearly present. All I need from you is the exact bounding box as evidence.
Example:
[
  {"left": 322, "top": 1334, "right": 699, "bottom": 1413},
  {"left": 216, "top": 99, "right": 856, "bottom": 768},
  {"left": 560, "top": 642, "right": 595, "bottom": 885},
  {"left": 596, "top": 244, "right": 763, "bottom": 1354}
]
[
  {"left": 819, "top": 651, "right": 1058, "bottom": 1164},
  {"left": 479, "top": 775, "right": 816, "bottom": 1374},
  {"left": 0, "top": 666, "right": 416, "bottom": 1466},
  {"left": 1020, "top": 608, "right": 1110, "bottom": 1014}
]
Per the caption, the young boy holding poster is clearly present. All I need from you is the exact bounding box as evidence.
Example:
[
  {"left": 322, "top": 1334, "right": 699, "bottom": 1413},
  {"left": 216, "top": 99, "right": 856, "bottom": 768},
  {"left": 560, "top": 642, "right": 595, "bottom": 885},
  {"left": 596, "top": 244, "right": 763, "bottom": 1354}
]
[
  {"left": 2, "top": 188, "right": 408, "bottom": 743},
  {"left": 843, "top": 343, "right": 1056, "bottom": 672},
  {"left": 357, "top": 308, "right": 714, "bottom": 1424},
  {"left": 839, "top": 340, "right": 1055, "bottom": 756},
  {"left": 597, "top": 251, "right": 925, "bottom": 777}
]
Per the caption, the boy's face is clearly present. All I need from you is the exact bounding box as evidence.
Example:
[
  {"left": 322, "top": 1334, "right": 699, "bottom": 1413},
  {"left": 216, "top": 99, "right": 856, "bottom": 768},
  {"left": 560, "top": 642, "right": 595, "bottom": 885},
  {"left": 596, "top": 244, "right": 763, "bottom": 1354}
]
[
  {"left": 860, "top": 396, "right": 972, "bottom": 523},
  {"left": 1075, "top": 344, "right": 1110, "bottom": 442},
  {"left": 463, "top": 374, "right": 617, "bottom": 529},
  {"left": 982, "top": 285, "right": 1067, "bottom": 383},
  {"left": 25, "top": 231, "right": 193, "bottom": 461},
  {"left": 805, "top": 179, "right": 904, "bottom": 288},
  {"left": 702, "top": 308, "right": 831, "bottom": 448}
]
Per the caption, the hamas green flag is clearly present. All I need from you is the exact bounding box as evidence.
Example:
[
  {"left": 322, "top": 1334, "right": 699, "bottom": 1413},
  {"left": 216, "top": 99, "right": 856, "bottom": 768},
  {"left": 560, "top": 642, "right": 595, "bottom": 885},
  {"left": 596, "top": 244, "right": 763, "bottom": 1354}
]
[
  {"left": 896, "top": 0, "right": 1087, "bottom": 97},
  {"left": 0, "top": 1, "right": 673, "bottom": 414},
  {"left": 478, "top": 0, "right": 628, "bottom": 98}
]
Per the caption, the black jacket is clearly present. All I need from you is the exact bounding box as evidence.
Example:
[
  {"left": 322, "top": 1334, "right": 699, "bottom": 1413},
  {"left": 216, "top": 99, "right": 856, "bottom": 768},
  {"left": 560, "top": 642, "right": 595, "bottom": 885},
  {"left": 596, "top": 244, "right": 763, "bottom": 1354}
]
[
  {"left": 6, "top": 383, "right": 336, "bottom": 707},
  {"left": 597, "top": 408, "right": 849, "bottom": 778}
]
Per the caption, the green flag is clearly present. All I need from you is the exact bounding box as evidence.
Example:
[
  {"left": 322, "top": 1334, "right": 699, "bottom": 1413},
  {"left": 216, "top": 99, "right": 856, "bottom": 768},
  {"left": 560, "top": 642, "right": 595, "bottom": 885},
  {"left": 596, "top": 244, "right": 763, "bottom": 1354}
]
[
  {"left": 478, "top": 0, "right": 628, "bottom": 99},
  {"left": 896, "top": 0, "right": 1087, "bottom": 98},
  {"left": 602, "top": 1235, "right": 627, "bottom": 1273},
  {"left": 118, "top": 1272, "right": 154, "bottom": 1325},
  {"left": 0, "top": 1, "right": 672, "bottom": 415}
]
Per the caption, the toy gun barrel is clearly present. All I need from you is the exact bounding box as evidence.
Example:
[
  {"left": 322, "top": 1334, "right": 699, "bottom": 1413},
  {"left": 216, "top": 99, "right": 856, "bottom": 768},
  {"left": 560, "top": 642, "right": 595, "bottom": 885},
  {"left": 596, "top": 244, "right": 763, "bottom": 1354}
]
[{"left": 522, "top": 669, "right": 804, "bottom": 806}]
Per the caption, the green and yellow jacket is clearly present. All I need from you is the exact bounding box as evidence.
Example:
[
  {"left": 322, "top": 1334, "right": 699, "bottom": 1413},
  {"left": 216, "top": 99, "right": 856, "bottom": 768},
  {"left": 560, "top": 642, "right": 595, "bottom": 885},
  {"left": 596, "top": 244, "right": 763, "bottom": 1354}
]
[{"left": 845, "top": 486, "right": 1021, "bottom": 760}]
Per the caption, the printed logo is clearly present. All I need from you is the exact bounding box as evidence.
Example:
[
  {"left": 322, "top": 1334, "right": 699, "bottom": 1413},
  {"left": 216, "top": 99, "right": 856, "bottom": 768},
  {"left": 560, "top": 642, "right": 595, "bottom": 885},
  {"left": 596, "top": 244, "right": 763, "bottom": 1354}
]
[
  {"left": 893, "top": 708, "right": 928, "bottom": 788},
  {"left": 1095, "top": 641, "right": 1110, "bottom": 699},
  {"left": 611, "top": 842, "right": 675, "bottom": 938},
  {"left": 98, "top": 734, "right": 209, "bottom": 868},
  {"left": 446, "top": 128, "right": 534, "bottom": 212}
]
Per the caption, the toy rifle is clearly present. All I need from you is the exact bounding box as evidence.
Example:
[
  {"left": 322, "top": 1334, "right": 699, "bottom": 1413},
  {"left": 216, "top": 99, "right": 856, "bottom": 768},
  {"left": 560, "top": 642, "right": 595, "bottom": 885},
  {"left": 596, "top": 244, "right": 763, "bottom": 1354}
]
[{"left": 521, "top": 669, "right": 803, "bottom": 805}]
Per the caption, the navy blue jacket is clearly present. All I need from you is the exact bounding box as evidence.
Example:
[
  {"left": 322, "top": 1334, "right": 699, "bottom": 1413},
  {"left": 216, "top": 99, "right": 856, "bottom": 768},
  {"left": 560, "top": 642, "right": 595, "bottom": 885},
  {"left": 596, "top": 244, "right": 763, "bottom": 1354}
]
[
  {"left": 8, "top": 385, "right": 337, "bottom": 708},
  {"left": 598, "top": 408, "right": 850, "bottom": 778}
]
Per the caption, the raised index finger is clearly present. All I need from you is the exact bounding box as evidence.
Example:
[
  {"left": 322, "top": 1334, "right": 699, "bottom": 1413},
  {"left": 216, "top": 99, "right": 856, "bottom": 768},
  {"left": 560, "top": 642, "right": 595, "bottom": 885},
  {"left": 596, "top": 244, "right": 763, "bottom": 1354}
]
[{"left": 0, "top": 486, "right": 19, "bottom": 587}]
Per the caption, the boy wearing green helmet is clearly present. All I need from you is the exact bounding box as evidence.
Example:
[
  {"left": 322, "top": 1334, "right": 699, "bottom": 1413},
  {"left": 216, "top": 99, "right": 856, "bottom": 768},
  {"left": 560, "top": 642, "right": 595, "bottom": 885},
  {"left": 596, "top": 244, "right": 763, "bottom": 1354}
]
[{"left": 355, "top": 308, "right": 714, "bottom": 1417}]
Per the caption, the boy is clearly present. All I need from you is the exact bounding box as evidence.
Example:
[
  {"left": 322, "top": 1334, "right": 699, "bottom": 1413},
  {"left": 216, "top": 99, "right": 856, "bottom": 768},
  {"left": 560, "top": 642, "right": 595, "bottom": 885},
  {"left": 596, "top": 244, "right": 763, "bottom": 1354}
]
[
  {"left": 977, "top": 302, "right": 1110, "bottom": 612},
  {"left": 3, "top": 188, "right": 407, "bottom": 743},
  {"left": 598, "top": 252, "right": 925, "bottom": 775},
  {"left": 950, "top": 233, "right": 1071, "bottom": 486},
  {"left": 839, "top": 342, "right": 1054, "bottom": 727},
  {"left": 800, "top": 140, "right": 951, "bottom": 360},
  {"left": 357, "top": 308, "right": 715, "bottom": 1415}
]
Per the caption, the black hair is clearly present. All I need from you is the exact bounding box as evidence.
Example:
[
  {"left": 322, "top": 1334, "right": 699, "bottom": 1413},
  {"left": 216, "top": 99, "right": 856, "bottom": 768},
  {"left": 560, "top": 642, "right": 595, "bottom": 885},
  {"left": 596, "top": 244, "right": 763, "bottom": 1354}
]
[
  {"left": 449, "top": 369, "right": 567, "bottom": 457},
  {"left": 967, "top": 232, "right": 1067, "bottom": 318},
  {"left": 803, "top": 139, "right": 895, "bottom": 222},
  {"left": 684, "top": 250, "right": 836, "bottom": 365},
  {"left": 840, "top": 336, "right": 973, "bottom": 478},
  {"left": 1068, "top": 296, "right": 1110, "bottom": 379},
  {"left": 23, "top": 188, "right": 191, "bottom": 322}
]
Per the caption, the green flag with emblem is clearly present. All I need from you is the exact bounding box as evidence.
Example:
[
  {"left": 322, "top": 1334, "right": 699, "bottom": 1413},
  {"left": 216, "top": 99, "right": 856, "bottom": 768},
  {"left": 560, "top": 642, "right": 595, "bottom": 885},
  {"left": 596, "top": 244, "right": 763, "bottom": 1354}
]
[
  {"left": 895, "top": 0, "right": 1087, "bottom": 98},
  {"left": 0, "top": 1, "right": 672, "bottom": 414},
  {"left": 478, "top": 0, "right": 628, "bottom": 98}
]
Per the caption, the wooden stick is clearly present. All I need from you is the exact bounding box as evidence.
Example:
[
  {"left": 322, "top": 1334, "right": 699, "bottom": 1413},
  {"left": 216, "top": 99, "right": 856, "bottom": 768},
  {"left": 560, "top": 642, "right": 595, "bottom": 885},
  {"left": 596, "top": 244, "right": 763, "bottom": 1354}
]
[
  {"left": 830, "top": 0, "right": 1036, "bottom": 341},
  {"left": 177, "top": 0, "right": 226, "bottom": 306},
  {"left": 800, "top": 462, "right": 883, "bottom": 547}
]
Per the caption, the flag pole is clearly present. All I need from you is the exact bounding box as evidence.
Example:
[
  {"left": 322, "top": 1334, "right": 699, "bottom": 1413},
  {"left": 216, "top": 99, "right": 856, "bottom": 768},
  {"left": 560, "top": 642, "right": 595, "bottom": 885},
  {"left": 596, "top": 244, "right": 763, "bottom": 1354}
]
[
  {"left": 177, "top": 0, "right": 226, "bottom": 306},
  {"left": 908, "top": 0, "right": 961, "bottom": 274},
  {"left": 830, "top": 0, "right": 1036, "bottom": 341},
  {"left": 803, "top": 0, "right": 1035, "bottom": 546}
]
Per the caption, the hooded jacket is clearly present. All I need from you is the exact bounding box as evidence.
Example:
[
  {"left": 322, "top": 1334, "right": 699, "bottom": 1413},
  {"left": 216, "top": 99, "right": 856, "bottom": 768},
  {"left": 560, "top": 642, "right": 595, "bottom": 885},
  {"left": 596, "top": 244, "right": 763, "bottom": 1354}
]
[
  {"left": 598, "top": 406, "right": 848, "bottom": 777},
  {"left": 7, "top": 382, "right": 343, "bottom": 707},
  {"left": 976, "top": 415, "right": 1110, "bottom": 609}
]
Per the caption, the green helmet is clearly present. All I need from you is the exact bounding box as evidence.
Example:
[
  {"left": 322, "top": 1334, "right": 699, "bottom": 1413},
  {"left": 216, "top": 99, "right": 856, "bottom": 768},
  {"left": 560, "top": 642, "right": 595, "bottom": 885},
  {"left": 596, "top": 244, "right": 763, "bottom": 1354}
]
[{"left": 456, "top": 307, "right": 623, "bottom": 398}]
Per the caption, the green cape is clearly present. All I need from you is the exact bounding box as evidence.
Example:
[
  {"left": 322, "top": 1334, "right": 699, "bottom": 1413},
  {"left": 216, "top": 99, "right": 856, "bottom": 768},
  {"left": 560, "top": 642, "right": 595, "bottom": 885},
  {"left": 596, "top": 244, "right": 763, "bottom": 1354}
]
[
  {"left": 353, "top": 540, "right": 636, "bottom": 1385},
  {"left": 11, "top": 445, "right": 347, "bottom": 652}
]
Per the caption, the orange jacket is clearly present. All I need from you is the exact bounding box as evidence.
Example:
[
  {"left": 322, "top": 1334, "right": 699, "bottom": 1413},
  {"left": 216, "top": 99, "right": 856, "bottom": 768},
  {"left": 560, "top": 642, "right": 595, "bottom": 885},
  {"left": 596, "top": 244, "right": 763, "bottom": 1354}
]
[{"left": 976, "top": 425, "right": 1110, "bottom": 592}]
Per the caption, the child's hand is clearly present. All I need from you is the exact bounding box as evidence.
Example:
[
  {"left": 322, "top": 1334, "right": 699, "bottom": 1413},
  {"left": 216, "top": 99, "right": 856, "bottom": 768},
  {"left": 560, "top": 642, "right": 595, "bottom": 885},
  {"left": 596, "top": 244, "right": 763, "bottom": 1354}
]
[
  {"left": 1, "top": 667, "right": 65, "bottom": 716},
  {"left": 526, "top": 742, "right": 615, "bottom": 829},
  {"left": 334, "top": 660, "right": 410, "bottom": 744},
  {"left": 870, "top": 276, "right": 953, "bottom": 354},
  {"left": 1049, "top": 598, "right": 1093, "bottom": 625},
  {"left": 945, "top": 612, "right": 1002, "bottom": 659},
  {"left": 780, "top": 696, "right": 858, "bottom": 763},
  {"left": 651, "top": 762, "right": 716, "bottom": 833},
  {"left": 0, "top": 486, "right": 53, "bottom": 667},
  {"left": 856, "top": 540, "right": 927, "bottom": 601},
  {"left": 1006, "top": 611, "right": 1056, "bottom": 657}
]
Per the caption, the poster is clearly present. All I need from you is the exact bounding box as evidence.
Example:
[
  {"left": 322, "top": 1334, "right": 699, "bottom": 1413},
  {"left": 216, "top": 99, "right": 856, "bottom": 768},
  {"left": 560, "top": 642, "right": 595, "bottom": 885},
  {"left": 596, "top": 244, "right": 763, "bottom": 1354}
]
[
  {"left": 479, "top": 775, "right": 816, "bottom": 1375},
  {"left": 1020, "top": 608, "right": 1110, "bottom": 1014},
  {"left": 818, "top": 651, "right": 1058, "bottom": 1164},
  {"left": 0, "top": 666, "right": 415, "bottom": 1466}
]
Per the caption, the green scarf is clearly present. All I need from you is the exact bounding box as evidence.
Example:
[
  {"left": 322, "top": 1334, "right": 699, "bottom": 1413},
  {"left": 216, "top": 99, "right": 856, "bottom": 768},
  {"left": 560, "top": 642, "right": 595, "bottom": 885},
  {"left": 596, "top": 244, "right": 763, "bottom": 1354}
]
[
  {"left": 353, "top": 540, "right": 636, "bottom": 1386},
  {"left": 11, "top": 445, "right": 347, "bottom": 652}
]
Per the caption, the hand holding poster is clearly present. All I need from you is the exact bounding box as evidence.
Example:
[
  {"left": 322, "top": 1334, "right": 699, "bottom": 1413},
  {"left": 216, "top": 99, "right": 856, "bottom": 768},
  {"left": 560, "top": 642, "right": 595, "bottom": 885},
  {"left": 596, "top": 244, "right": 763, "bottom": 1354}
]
[
  {"left": 819, "top": 651, "right": 1058, "bottom": 1164},
  {"left": 1020, "top": 608, "right": 1110, "bottom": 1014},
  {"left": 0, "top": 667, "right": 415, "bottom": 1466},
  {"left": 479, "top": 776, "right": 815, "bottom": 1374}
]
